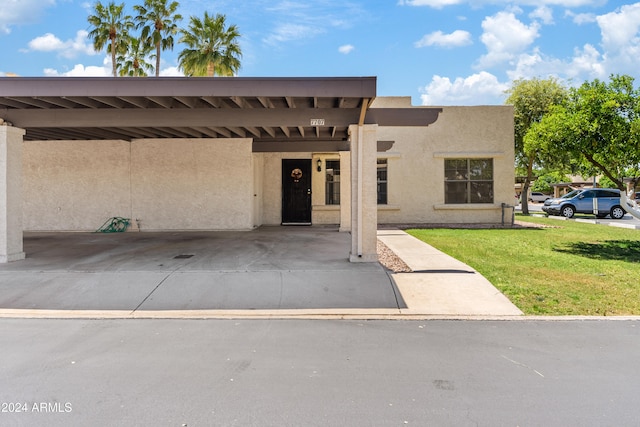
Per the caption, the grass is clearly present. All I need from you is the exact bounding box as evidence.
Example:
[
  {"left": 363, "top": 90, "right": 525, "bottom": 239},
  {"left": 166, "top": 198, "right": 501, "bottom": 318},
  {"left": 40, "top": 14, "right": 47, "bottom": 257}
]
[{"left": 406, "top": 215, "right": 640, "bottom": 315}]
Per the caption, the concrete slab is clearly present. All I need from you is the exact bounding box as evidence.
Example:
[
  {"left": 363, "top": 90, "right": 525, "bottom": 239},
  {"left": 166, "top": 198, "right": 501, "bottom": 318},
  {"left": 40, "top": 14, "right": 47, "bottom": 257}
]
[
  {"left": 0, "top": 228, "right": 401, "bottom": 312},
  {"left": 377, "top": 229, "right": 473, "bottom": 272},
  {"left": 138, "top": 270, "right": 399, "bottom": 310},
  {"left": 0, "top": 271, "right": 164, "bottom": 311},
  {"left": 377, "top": 230, "right": 523, "bottom": 316},
  {"left": 0, "top": 227, "right": 524, "bottom": 317},
  {"left": 393, "top": 273, "right": 523, "bottom": 316}
]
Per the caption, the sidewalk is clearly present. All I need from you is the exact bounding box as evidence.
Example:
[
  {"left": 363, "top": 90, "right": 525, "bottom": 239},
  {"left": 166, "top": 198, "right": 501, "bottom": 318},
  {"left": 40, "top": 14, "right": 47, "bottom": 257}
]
[{"left": 378, "top": 230, "right": 523, "bottom": 316}]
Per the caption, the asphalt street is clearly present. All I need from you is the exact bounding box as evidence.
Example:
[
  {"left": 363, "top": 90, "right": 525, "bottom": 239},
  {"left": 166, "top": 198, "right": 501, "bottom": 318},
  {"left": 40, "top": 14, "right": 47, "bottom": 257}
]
[{"left": 1, "top": 319, "right": 639, "bottom": 426}]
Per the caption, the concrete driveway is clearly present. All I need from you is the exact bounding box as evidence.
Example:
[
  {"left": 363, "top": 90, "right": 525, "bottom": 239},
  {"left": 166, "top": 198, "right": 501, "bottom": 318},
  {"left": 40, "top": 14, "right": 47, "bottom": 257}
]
[
  {"left": 0, "top": 227, "right": 403, "bottom": 313},
  {"left": 0, "top": 226, "right": 522, "bottom": 318}
]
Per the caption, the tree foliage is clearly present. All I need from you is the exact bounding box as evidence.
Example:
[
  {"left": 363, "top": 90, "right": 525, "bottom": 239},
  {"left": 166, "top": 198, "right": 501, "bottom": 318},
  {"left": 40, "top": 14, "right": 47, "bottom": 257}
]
[
  {"left": 117, "top": 36, "right": 154, "bottom": 76},
  {"left": 133, "top": 0, "right": 182, "bottom": 77},
  {"left": 505, "top": 77, "right": 568, "bottom": 214},
  {"left": 87, "top": 1, "right": 133, "bottom": 77},
  {"left": 531, "top": 171, "right": 571, "bottom": 193},
  {"left": 88, "top": 1, "right": 243, "bottom": 78},
  {"left": 526, "top": 75, "right": 640, "bottom": 191},
  {"left": 178, "top": 12, "right": 242, "bottom": 77}
]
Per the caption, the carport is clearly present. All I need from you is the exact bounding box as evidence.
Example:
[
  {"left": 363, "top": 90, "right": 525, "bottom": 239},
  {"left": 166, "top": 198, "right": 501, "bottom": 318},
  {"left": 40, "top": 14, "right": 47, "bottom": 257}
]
[{"left": 0, "top": 77, "right": 441, "bottom": 263}]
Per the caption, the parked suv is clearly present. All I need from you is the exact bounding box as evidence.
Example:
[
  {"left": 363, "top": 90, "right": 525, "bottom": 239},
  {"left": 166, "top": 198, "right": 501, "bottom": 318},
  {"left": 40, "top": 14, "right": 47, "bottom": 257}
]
[
  {"left": 529, "top": 192, "right": 551, "bottom": 203},
  {"left": 542, "top": 188, "right": 626, "bottom": 219}
]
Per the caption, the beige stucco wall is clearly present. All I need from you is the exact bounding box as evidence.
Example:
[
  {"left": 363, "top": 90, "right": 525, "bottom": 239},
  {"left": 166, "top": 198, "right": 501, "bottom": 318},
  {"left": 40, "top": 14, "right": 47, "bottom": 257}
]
[
  {"left": 375, "top": 102, "right": 515, "bottom": 224},
  {"left": 309, "top": 99, "right": 515, "bottom": 225},
  {"left": 23, "top": 138, "right": 255, "bottom": 231},
  {"left": 23, "top": 140, "right": 131, "bottom": 231},
  {"left": 21, "top": 99, "right": 514, "bottom": 230},
  {"left": 131, "top": 138, "right": 253, "bottom": 230},
  {"left": 1, "top": 125, "right": 26, "bottom": 261}
]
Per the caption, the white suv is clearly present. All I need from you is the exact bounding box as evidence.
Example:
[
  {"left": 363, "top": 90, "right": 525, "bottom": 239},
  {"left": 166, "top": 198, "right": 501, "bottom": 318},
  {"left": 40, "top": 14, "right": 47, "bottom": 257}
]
[{"left": 529, "top": 192, "right": 551, "bottom": 203}]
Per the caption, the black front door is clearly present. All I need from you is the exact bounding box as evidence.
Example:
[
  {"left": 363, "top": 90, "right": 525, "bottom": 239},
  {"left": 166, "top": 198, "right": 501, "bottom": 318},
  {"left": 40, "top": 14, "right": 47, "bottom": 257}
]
[{"left": 282, "top": 159, "right": 312, "bottom": 225}]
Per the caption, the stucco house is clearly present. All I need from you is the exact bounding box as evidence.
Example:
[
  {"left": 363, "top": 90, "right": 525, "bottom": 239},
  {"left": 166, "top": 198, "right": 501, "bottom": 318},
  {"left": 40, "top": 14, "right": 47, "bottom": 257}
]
[{"left": 0, "top": 77, "right": 514, "bottom": 263}]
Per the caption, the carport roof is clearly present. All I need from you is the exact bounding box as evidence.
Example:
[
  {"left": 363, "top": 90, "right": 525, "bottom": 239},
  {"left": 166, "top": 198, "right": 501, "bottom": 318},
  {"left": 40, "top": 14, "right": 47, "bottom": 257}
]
[
  {"left": 0, "top": 76, "right": 441, "bottom": 146},
  {"left": 0, "top": 76, "right": 371, "bottom": 143}
]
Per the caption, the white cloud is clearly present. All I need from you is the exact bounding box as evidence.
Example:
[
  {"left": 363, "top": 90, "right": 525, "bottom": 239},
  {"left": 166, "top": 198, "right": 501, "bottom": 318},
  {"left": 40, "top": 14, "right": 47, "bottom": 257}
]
[
  {"left": 476, "top": 11, "right": 540, "bottom": 68},
  {"left": 160, "top": 66, "right": 184, "bottom": 76},
  {"left": 398, "top": 0, "right": 462, "bottom": 8},
  {"left": 499, "top": 3, "right": 639, "bottom": 88},
  {"left": 419, "top": 71, "right": 509, "bottom": 105},
  {"left": 400, "top": 0, "right": 604, "bottom": 8},
  {"left": 44, "top": 63, "right": 111, "bottom": 77},
  {"left": 597, "top": 3, "right": 640, "bottom": 52},
  {"left": 338, "top": 44, "right": 355, "bottom": 54},
  {"left": 568, "top": 12, "right": 597, "bottom": 25},
  {"left": 414, "top": 30, "right": 472, "bottom": 48},
  {"left": 262, "top": 1, "right": 365, "bottom": 45},
  {"left": 0, "top": 0, "right": 56, "bottom": 34},
  {"left": 567, "top": 44, "right": 605, "bottom": 79},
  {"left": 263, "top": 23, "right": 324, "bottom": 45},
  {"left": 43, "top": 60, "right": 185, "bottom": 77},
  {"left": 27, "top": 30, "right": 96, "bottom": 58},
  {"left": 529, "top": 6, "right": 554, "bottom": 25}
]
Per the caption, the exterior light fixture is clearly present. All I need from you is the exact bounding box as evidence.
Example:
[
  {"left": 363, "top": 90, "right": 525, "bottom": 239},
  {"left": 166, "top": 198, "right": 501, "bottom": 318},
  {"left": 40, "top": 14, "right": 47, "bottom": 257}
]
[{"left": 317, "top": 159, "right": 322, "bottom": 172}]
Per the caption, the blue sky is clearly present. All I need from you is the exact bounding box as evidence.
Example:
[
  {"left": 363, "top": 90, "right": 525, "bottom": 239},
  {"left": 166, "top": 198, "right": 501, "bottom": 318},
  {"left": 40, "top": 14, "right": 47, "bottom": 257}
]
[{"left": 1, "top": 0, "right": 639, "bottom": 105}]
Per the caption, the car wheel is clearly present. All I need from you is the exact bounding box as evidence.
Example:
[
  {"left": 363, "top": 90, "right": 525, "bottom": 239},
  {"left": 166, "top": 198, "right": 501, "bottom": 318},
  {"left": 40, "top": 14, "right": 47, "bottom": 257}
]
[
  {"left": 561, "top": 205, "right": 575, "bottom": 218},
  {"left": 610, "top": 206, "right": 626, "bottom": 219}
]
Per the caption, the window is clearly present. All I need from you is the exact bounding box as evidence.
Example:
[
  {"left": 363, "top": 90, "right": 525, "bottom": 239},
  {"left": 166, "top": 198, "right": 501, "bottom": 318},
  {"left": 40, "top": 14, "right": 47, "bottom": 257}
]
[
  {"left": 325, "top": 160, "right": 340, "bottom": 205},
  {"left": 444, "top": 158, "right": 493, "bottom": 204},
  {"left": 377, "top": 159, "right": 388, "bottom": 205}
]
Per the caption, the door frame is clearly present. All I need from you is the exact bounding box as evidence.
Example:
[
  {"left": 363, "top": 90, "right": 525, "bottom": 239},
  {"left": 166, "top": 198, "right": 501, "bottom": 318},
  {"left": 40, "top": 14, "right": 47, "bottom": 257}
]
[{"left": 281, "top": 159, "right": 312, "bottom": 225}]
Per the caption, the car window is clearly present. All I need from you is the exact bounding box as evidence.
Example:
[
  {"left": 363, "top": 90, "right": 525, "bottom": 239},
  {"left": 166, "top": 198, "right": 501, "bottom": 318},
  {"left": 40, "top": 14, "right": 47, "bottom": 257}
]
[
  {"left": 580, "top": 190, "right": 594, "bottom": 198},
  {"left": 561, "top": 190, "right": 581, "bottom": 199},
  {"left": 597, "top": 190, "right": 619, "bottom": 198}
]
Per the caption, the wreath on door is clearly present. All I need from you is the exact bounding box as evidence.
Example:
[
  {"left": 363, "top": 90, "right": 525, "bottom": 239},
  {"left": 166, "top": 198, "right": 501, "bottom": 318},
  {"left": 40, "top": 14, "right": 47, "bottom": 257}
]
[{"left": 291, "top": 168, "right": 303, "bottom": 182}]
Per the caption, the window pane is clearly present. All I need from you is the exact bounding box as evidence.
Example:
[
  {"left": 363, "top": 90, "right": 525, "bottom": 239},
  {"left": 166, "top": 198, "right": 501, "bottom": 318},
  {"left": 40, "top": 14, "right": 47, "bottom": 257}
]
[
  {"left": 444, "top": 158, "right": 493, "bottom": 204},
  {"left": 325, "top": 160, "right": 340, "bottom": 205},
  {"left": 445, "top": 182, "right": 468, "bottom": 204},
  {"left": 470, "top": 182, "right": 493, "bottom": 203},
  {"left": 445, "top": 159, "right": 468, "bottom": 180},
  {"left": 377, "top": 159, "right": 388, "bottom": 205},
  {"left": 469, "top": 159, "right": 493, "bottom": 179}
]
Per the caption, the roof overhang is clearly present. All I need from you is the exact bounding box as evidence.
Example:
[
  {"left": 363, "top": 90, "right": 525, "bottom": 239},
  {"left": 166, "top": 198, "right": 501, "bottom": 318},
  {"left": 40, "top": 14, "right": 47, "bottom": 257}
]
[{"left": 0, "top": 77, "right": 441, "bottom": 145}]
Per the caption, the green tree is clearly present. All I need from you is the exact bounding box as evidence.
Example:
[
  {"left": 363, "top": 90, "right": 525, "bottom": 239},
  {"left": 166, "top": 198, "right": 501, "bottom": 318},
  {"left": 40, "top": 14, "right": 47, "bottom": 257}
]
[
  {"left": 531, "top": 171, "right": 571, "bottom": 194},
  {"left": 526, "top": 75, "right": 640, "bottom": 191},
  {"left": 134, "top": 0, "right": 182, "bottom": 77},
  {"left": 178, "top": 12, "right": 242, "bottom": 77},
  {"left": 87, "top": 1, "right": 133, "bottom": 77},
  {"left": 505, "top": 77, "right": 568, "bottom": 214},
  {"left": 117, "top": 36, "right": 154, "bottom": 76}
]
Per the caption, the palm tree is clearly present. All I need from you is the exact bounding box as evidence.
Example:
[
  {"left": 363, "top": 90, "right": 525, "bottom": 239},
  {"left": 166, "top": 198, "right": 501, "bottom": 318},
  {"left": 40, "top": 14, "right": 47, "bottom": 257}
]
[
  {"left": 87, "top": 1, "right": 133, "bottom": 77},
  {"left": 134, "top": 0, "right": 182, "bottom": 77},
  {"left": 178, "top": 12, "right": 242, "bottom": 77},
  {"left": 117, "top": 37, "right": 154, "bottom": 77}
]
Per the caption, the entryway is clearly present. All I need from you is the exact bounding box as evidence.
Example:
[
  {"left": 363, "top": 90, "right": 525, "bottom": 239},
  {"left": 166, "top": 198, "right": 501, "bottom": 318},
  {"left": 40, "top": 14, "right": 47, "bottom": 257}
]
[{"left": 282, "top": 159, "right": 312, "bottom": 225}]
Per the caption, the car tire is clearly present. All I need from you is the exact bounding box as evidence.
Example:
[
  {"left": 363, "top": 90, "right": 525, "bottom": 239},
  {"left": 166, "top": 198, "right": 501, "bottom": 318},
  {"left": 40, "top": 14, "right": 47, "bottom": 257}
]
[
  {"left": 561, "top": 205, "right": 575, "bottom": 218},
  {"left": 610, "top": 206, "right": 626, "bottom": 219}
]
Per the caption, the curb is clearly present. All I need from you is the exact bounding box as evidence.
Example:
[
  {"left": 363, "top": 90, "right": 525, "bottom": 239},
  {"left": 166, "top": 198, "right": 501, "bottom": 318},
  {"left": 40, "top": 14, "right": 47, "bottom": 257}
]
[{"left": 1, "top": 308, "right": 639, "bottom": 321}]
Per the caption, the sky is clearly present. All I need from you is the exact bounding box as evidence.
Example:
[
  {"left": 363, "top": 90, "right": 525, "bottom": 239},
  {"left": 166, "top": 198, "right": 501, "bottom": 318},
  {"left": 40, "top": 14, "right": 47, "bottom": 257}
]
[{"left": 1, "top": 0, "right": 639, "bottom": 105}]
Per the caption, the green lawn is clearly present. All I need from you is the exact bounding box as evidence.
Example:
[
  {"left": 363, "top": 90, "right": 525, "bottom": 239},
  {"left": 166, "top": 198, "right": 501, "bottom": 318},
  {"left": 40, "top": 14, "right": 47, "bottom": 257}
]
[{"left": 406, "top": 216, "right": 640, "bottom": 315}]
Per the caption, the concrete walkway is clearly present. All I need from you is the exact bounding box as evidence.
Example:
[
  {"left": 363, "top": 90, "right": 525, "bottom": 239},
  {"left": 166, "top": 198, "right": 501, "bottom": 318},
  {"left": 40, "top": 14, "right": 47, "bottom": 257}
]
[
  {"left": 377, "top": 230, "right": 522, "bottom": 316},
  {"left": 0, "top": 227, "right": 522, "bottom": 319}
]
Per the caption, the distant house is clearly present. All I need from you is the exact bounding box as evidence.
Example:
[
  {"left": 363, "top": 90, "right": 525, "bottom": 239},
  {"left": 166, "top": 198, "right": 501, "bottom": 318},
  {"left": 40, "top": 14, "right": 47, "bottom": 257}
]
[{"left": 0, "top": 77, "right": 513, "bottom": 263}]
